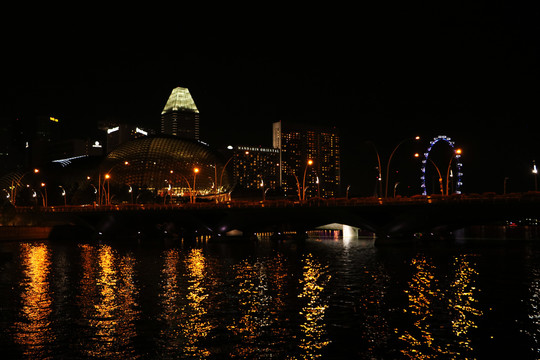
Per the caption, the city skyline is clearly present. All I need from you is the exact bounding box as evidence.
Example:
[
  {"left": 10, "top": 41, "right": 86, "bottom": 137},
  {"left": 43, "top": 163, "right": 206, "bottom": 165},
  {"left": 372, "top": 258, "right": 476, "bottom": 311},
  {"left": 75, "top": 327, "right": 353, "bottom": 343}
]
[{"left": 2, "top": 4, "right": 540, "bottom": 194}]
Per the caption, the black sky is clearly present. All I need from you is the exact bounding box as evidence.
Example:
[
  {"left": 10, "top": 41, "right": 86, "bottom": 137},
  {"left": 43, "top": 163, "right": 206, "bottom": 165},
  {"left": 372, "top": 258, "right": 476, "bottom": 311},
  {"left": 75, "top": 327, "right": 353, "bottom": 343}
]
[{"left": 2, "top": 4, "right": 540, "bottom": 195}]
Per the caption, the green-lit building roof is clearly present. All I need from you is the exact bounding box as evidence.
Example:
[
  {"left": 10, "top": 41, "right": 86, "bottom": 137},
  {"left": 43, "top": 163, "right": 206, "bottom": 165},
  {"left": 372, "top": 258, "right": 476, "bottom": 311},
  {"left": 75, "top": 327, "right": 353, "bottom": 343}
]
[{"left": 161, "top": 86, "right": 199, "bottom": 114}]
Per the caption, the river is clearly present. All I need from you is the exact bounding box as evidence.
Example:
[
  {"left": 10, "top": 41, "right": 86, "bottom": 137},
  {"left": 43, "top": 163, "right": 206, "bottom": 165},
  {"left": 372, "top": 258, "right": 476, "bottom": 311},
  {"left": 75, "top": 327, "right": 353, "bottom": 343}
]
[{"left": 1, "top": 226, "right": 540, "bottom": 359}]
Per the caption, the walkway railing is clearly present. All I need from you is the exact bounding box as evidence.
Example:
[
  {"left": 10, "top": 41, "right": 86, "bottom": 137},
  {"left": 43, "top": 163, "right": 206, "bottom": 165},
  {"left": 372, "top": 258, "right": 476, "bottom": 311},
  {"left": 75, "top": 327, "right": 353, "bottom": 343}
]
[{"left": 12, "top": 192, "right": 540, "bottom": 213}]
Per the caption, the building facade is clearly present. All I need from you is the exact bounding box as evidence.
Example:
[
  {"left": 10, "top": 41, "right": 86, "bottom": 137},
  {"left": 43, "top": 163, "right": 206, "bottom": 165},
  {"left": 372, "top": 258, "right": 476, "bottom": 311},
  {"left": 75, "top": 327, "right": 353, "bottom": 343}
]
[
  {"left": 273, "top": 121, "right": 341, "bottom": 199},
  {"left": 103, "top": 123, "right": 153, "bottom": 153},
  {"left": 229, "top": 145, "right": 280, "bottom": 192},
  {"left": 160, "top": 87, "right": 200, "bottom": 140}
]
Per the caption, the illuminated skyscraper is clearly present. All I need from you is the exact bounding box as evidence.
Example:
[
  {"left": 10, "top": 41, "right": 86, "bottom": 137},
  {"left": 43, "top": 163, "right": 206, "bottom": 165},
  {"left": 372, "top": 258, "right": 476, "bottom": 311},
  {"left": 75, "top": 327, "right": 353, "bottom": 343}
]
[
  {"left": 161, "top": 86, "right": 200, "bottom": 140},
  {"left": 273, "top": 121, "right": 341, "bottom": 198},
  {"left": 229, "top": 145, "right": 280, "bottom": 191}
]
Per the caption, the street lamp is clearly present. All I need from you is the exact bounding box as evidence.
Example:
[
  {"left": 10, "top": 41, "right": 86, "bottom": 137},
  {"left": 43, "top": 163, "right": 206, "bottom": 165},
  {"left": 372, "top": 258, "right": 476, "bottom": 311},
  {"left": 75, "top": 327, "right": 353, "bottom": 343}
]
[
  {"left": 302, "top": 159, "right": 314, "bottom": 201},
  {"left": 369, "top": 142, "right": 383, "bottom": 198},
  {"left": 445, "top": 148, "right": 462, "bottom": 195},
  {"left": 385, "top": 136, "right": 420, "bottom": 198},
  {"left": 533, "top": 160, "right": 538, "bottom": 191},
  {"left": 11, "top": 168, "right": 40, "bottom": 205},
  {"left": 59, "top": 186, "right": 66, "bottom": 206},
  {"left": 40, "top": 183, "right": 48, "bottom": 207},
  {"left": 193, "top": 167, "right": 200, "bottom": 203},
  {"left": 104, "top": 174, "right": 111, "bottom": 205}
]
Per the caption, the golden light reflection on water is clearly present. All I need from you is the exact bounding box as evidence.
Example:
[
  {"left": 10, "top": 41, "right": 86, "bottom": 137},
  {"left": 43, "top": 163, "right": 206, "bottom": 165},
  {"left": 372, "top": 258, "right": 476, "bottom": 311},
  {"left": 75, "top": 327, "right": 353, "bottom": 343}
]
[
  {"left": 158, "top": 247, "right": 182, "bottom": 353},
  {"left": 182, "top": 248, "right": 214, "bottom": 359},
  {"left": 78, "top": 244, "right": 140, "bottom": 359},
  {"left": 228, "top": 253, "right": 289, "bottom": 358},
  {"left": 228, "top": 259, "right": 272, "bottom": 358},
  {"left": 296, "top": 253, "right": 331, "bottom": 360},
  {"left": 398, "top": 253, "right": 482, "bottom": 359},
  {"left": 356, "top": 263, "right": 390, "bottom": 356},
  {"left": 12, "top": 242, "right": 53, "bottom": 359},
  {"left": 158, "top": 248, "right": 214, "bottom": 359}
]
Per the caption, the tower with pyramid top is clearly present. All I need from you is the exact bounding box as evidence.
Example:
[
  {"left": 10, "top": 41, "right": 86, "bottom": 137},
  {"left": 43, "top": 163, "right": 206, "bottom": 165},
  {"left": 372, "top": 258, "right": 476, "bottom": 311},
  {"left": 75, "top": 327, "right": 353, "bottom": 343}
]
[{"left": 161, "top": 87, "right": 200, "bottom": 140}]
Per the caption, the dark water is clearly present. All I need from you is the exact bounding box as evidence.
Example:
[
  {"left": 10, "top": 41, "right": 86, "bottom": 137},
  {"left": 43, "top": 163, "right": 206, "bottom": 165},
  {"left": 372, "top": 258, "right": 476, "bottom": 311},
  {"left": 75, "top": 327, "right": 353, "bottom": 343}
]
[{"left": 2, "top": 226, "right": 540, "bottom": 359}]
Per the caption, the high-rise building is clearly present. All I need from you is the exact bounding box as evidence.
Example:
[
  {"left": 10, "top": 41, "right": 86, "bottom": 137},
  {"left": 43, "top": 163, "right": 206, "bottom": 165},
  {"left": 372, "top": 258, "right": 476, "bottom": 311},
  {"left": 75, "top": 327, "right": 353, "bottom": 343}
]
[
  {"left": 101, "top": 122, "right": 153, "bottom": 153},
  {"left": 161, "top": 87, "right": 200, "bottom": 140},
  {"left": 273, "top": 121, "right": 341, "bottom": 198},
  {"left": 229, "top": 145, "right": 280, "bottom": 191}
]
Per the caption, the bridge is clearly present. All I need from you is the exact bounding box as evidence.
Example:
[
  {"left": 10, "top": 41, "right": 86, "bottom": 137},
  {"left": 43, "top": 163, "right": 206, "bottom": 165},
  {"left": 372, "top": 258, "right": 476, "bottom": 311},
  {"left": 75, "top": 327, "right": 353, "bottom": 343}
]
[{"left": 4, "top": 193, "right": 540, "bottom": 241}]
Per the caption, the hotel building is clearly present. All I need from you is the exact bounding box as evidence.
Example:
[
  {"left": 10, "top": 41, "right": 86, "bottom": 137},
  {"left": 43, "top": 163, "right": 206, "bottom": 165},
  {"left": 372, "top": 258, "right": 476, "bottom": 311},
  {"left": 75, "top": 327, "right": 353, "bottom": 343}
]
[{"left": 273, "top": 121, "right": 341, "bottom": 199}]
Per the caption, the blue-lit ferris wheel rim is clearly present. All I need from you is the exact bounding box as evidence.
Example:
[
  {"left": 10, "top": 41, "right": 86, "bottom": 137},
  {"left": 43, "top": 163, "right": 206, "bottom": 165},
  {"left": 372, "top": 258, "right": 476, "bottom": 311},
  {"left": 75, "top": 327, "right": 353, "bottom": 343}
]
[{"left": 420, "top": 135, "right": 463, "bottom": 196}]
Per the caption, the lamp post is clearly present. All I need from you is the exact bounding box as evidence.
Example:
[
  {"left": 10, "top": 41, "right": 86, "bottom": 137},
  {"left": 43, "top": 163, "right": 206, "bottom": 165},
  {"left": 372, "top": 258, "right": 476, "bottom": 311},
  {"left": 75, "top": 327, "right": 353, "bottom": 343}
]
[
  {"left": 104, "top": 174, "right": 111, "bottom": 205},
  {"left": 428, "top": 159, "right": 444, "bottom": 195},
  {"left": 59, "top": 186, "right": 66, "bottom": 206},
  {"left": 302, "top": 159, "right": 314, "bottom": 201},
  {"left": 368, "top": 142, "right": 383, "bottom": 197},
  {"left": 533, "top": 160, "right": 538, "bottom": 191},
  {"left": 11, "top": 168, "right": 40, "bottom": 205},
  {"left": 128, "top": 185, "right": 133, "bottom": 204},
  {"left": 445, "top": 149, "right": 462, "bottom": 195},
  {"left": 393, "top": 182, "right": 400, "bottom": 197},
  {"left": 99, "top": 161, "right": 129, "bottom": 205},
  {"left": 40, "top": 183, "right": 48, "bottom": 207},
  {"left": 218, "top": 155, "right": 236, "bottom": 201},
  {"left": 193, "top": 167, "right": 200, "bottom": 203},
  {"left": 385, "top": 136, "right": 420, "bottom": 198}
]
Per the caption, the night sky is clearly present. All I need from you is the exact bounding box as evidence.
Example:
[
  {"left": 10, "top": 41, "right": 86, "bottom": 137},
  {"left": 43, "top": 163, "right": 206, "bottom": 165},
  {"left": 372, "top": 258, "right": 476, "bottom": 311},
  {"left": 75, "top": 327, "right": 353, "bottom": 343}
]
[{"left": 2, "top": 4, "right": 540, "bottom": 196}]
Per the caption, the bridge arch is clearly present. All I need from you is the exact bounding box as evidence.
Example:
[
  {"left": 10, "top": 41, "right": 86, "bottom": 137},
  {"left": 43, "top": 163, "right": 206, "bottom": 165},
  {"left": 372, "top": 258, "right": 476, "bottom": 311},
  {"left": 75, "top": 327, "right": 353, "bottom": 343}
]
[{"left": 420, "top": 135, "right": 463, "bottom": 195}]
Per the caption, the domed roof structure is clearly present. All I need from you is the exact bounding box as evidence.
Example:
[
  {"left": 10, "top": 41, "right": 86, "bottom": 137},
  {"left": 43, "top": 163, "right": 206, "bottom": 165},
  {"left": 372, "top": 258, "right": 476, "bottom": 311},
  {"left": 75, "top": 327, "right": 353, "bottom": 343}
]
[{"left": 102, "top": 136, "right": 232, "bottom": 197}]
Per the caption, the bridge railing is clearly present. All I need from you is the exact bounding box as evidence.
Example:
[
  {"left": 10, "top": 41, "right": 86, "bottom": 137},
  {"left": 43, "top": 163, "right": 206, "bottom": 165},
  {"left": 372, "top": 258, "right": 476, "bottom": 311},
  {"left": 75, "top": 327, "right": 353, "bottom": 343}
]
[{"left": 11, "top": 192, "right": 540, "bottom": 213}]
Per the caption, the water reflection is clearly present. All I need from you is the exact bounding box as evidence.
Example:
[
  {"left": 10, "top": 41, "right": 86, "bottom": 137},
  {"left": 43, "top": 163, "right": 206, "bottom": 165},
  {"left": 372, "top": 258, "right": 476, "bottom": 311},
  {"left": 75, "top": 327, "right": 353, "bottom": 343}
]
[
  {"left": 182, "top": 248, "right": 214, "bottom": 358},
  {"left": 355, "top": 262, "right": 390, "bottom": 357},
  {"left": 448, "top": 254, "right": 483, "bottom": 355},
  {"left": 524, "top": 262, "right": 540, "bottom": 355},
  {"left": 228, "top": 253, "right": 289, "bottom": 358},
  {"left": 12, "top": 242, "right": 53, "bottom": 359},
  {"left": 157, "top": 248, "right": 214, "bottom": 359},
  {"left": 158, "top": 248, "right": 182, "bottom": 357},
  {"left": 397, "top": 253, "right": 482, "bottom": 359},
  {"left": 78, "top": 244, "right": 140, "bottom": 358},
  {"left": 296, "top": 253, "right": 331, "bottom": 360}
]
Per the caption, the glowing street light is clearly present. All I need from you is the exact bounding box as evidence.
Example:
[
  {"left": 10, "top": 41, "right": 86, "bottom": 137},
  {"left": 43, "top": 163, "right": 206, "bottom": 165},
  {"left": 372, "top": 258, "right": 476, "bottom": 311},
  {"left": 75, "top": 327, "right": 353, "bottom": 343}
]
[
  {"left": 40, "top": 183, "right": 48, "bottom": 207},
  {"left": 59, "top": 186, "right": 66, "bottom": 206},
  {"left": 99, "top": 161, "right": 129, "bottom": 205},
  {"left": 104, "top": 174, "right": 111, "bottom": 205},
  {"left": 302, "top": 159, "right": 314, "bottom": 201},
  {"left": 11, "top": 168, "right": 40, "bottom": 205},
  {"left": 533, "top": 160, "right": 538, "bottom": 191},
  {"left": 446, "top": 148, "right": 462, "bottom": 195},
  {"left": 385, "top": 136, "right": 420, "bottom": 198},
  {"left": 193, "top": 167, "right": 200, "bottom": 203}
]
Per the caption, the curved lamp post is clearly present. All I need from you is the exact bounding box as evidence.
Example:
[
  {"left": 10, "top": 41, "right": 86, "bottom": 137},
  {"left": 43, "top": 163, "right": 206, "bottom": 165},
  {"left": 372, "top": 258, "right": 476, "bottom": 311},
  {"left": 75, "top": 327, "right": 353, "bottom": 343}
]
[
  {"left": 99, "top": 161, "right": 130, "bottom": 205},
  {"left": 59, "top": 186, "right": 66, "bottom": 206},
  {"left": 445, "top": 148, "right": 462, "bottom": 195},
  {"left": 302, "top": 159, "right": 314, "bottom": 201},
  {"left": 193, "top": 167, "right": 199, "bottom": 203},
  {"left": 533, "top": 160, "right": 538, "bottom": 191},
  {"left": 11, "top": 168, "right": 40, "bottom": 205},
  {"left": 385, "top": 136, "right": 420, "bottom": 198}
]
